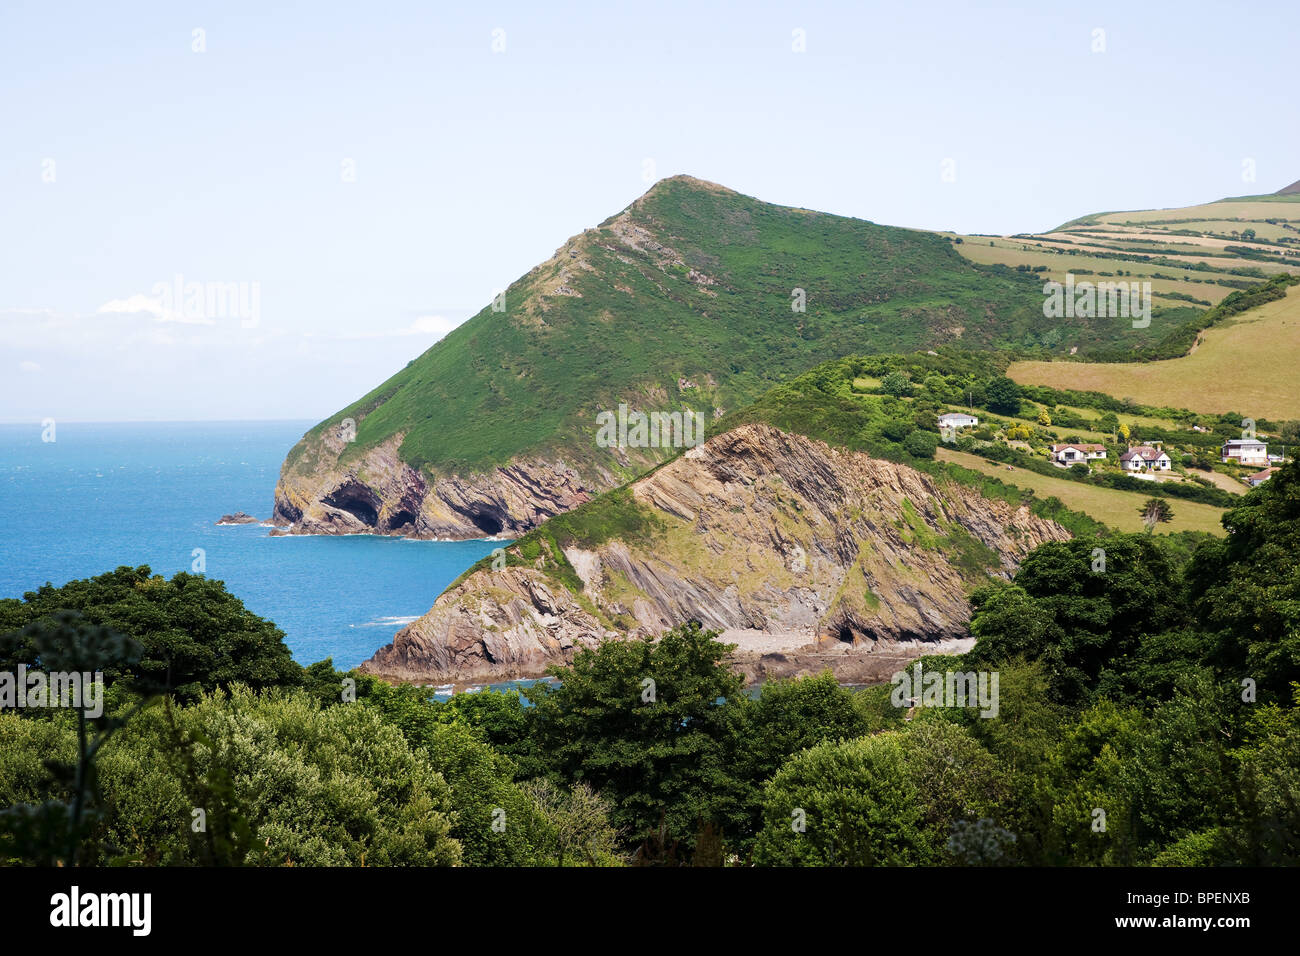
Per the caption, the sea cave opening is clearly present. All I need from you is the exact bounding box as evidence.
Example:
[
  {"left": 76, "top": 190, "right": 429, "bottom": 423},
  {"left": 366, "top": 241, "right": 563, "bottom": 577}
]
[
  {"left": 323, "top": 482, "right": 380, "bottom": 527},
  {"left": 468, "top": 511, "right": 504, "bottom": 536}
]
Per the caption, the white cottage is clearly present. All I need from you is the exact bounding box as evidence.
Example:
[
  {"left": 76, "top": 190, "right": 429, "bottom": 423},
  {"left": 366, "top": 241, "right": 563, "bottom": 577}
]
[
  {"left": 938, "top": 412, "right": 979, "bottom": 430},
  {"left": 1050, "top": 443, "right": 1107, "bottom": 465},
  {"left": 1120, "top": 446, "right": 1172, "bottom": 472},
  {"left": 1245, "top": 467, "right": 1277, "bottom": 487}
]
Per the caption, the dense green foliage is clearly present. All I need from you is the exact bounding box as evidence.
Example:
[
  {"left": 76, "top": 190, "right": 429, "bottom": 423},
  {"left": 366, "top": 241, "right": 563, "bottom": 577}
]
[
  {"left": 523, "top": 622, "right": 749, "bottom": 853},
  {"left": 753, "top": 717, "right": 1006, "bottom": 865},
  {"left": 0, "top": 576, "right": 619, "bottom": 867},
  {"left": 1187, "top": 461, "right": 1300, "bottom": 693},
  {"left": 0, "top": 685, "right": 463, "bottom": 866},
  {"left": 966, "top": 534, "right": 1186, "bottom": 704},
  {"left": 0, "top": 567, "right": 300, "bottom": 702}
]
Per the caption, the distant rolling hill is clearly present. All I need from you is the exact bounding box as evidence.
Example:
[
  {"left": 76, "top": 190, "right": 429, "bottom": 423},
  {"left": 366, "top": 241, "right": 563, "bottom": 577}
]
[
  {"left": 982, "top": 186, "right": 1300, "bottom": 419},
  {"left": 950, "top": 188, "right": 1300, "bottom": 319},
  {"left": 274, "top": 175, "right": 1180, "bottom": 540},
  {"left": 1010, "top": 282, "right": 1300, "bottom": 421}
]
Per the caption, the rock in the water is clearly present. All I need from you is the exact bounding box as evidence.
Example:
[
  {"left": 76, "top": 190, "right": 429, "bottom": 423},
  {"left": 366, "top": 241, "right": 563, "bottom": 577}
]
[{"left": 216, "top": 512, "right": 260, "bottom": 525}]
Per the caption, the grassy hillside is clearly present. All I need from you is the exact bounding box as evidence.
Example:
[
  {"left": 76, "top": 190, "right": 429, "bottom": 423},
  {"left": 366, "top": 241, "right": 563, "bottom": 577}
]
[
  {"left": 285, "top": 176, "right": 1185, "bottom": 480},
  {"left": 935, "top": 448, "right": 1227, "bottom": 534},
  {"left": 948, "top": 190, "right": 1300, "bottom": 357},
  {"left": 716, "top": 352, "right": 1239, "bottom": 531},
  {"left": 959, "top": 182, "right": 1300, "bottom": 421},
  {"left": 1009, "top": 283, "right": 1300, "bottom": 420}
]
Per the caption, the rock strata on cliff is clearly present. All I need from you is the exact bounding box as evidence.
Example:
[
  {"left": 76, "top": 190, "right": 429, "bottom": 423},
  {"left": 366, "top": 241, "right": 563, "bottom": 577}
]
[
  {"left": 360, "top": 424, "right": 1070, "bottom": 685},
  {"left": 272, "top": 432, "right": 600, "bottom": 539}
]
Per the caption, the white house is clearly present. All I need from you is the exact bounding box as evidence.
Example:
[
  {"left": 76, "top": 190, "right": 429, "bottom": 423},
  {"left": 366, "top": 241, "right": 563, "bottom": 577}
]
[
  {"left": 1221, "top": 438, "right": 1269, "bottom": 466},
  {"left": 1245, "top": 467, "right": 1277, "bottom": 487},
  {"left": 1050, "top": 443, "right": 1107, "bottom": 465},
  {"left": 937, "top": 412, "right": 979, "bottom": 430},
  {"left": 1120, "top": 446, "right": 1172, "bottom": 472}
]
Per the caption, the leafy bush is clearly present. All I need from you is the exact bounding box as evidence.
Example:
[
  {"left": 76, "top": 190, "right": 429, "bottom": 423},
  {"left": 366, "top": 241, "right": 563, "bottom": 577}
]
[
  {"left": 2, "top": 687, "right": 463, "bottom": 866},
  {"left": 903, "top": 429, "right": 939, "bottom": 459}
]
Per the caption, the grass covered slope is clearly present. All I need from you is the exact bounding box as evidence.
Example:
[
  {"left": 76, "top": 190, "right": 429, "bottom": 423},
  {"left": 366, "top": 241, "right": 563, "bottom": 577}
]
[
  {"left": 281, "top": 175, "right": 1173, "bottom": 487},
  {"left": 934, "top": 448, "right": 1226, "bottom": 535},
  {"left": 951, "top": 189, "right": 1300, "bottom": 361},
  {"left": 1009, "top": 281, "right": 1300, "bottom": 420}
]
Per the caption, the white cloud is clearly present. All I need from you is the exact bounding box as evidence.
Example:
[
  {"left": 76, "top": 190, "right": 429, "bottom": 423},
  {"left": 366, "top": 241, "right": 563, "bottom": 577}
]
[
  {"left": 97, "top": 294, "right": 167, "bottom": 320},
  {"left": 0, "top": 302, "right": 275, "bottom": 353},
  {"left": 0, "top": 301, "right": 431, "bottom": 421},
  {"left": 96, "top": 293, "right": 214, "bottom": 325}
]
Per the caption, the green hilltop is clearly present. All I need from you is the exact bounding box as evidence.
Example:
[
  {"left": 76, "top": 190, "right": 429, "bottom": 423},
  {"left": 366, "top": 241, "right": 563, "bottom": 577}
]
[{"left": 284, "top": 175, "right": 1190, "bottom": 481}]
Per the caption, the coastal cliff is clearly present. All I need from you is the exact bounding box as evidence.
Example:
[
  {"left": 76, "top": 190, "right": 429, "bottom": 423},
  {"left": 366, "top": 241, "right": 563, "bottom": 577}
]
[
  {"left": 272, "top": 431, "right": 605, "bottom": 538},
  {"left": 270, "top": 174, "right": 1094, "bottom": 541},
  {"left": 359, "top": 424, "right": 1071, "bottom": 685}
]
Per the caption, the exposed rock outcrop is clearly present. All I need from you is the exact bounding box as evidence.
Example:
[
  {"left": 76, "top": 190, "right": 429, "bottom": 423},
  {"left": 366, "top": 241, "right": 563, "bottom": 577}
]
[
  {"left": 271, "top": 432, "right": 601, "bottom": 539},
  {"left": 215, "top": 512, "right": 260, "bottom": 525},
  {"left": 360, "top": 424, "right": 1071, "bottom": 684}
]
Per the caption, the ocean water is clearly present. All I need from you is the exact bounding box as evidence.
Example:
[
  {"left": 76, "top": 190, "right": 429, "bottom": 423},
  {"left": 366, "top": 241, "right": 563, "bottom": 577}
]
[{"left": 0, "top": 421, "right": 503, "bottom": 670}]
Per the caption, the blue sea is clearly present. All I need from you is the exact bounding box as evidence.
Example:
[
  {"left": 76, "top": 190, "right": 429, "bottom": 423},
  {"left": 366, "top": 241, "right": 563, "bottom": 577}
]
[{"left": 0, "top": 421, "right": 503, "bottom": 671}]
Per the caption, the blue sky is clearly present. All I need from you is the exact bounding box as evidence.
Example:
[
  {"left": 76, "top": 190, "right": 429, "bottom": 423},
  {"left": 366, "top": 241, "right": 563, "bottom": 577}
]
[{"left": 2, "top": 0, "right": 1297, "bottom": 422}]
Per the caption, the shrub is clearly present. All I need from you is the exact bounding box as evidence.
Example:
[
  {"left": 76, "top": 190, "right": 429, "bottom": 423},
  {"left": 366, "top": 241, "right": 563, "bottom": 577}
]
[{"left": 904, "top": 430, "right": 939, "bottom": 459}]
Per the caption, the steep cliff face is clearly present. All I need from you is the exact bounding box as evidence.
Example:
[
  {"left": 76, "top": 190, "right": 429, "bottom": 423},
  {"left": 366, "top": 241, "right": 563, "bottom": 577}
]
[
  {"left": 271, "top": 431, "right": 603, "bottom": 539},
  {"left": 360, "top": 424, "right": 1071, "bottom": 684}
]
